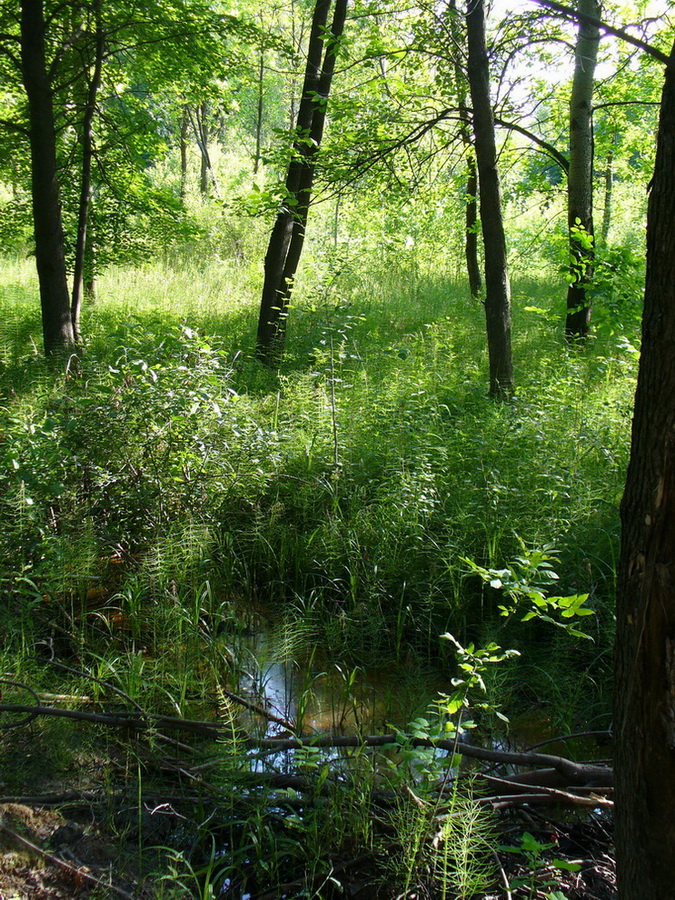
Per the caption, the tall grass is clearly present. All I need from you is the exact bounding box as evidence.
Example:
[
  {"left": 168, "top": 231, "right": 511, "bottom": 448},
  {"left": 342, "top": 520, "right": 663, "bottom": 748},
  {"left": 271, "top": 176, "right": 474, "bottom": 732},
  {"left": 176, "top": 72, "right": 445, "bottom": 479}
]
[
  {"left": 0, "top": 247, "right": 635, "bottom": 896},
  {"left": 0, "top": 252, "right": 634, "bottom": 686}
]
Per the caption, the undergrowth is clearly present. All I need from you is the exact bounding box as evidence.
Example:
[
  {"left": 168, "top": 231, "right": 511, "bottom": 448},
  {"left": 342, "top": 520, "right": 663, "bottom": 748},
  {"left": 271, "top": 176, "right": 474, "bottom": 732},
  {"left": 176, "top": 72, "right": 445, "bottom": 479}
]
[{"left": 0, "top": 254, "right": 633, "bottom": 896}]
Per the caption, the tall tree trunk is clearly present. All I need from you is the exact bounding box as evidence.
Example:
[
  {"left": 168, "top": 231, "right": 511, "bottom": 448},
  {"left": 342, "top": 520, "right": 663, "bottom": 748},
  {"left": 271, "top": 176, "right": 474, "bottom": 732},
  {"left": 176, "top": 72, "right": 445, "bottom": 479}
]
[
  {"left": 198, "top": 101, "right": 209, "bottom": 197},
  {"left": 565, "top": 0, "right": 600, "bottom": 340},
  {"left": 71, "top": 0, "right": 103, "bottom": 341},
  {"left": 465, "top": 0, "right": 513, "bottom": 399},
  {"left": 462, "top": 110, "right": 482, "bottom": 299},
  {"left": 20, "top": 0, "right": 75, "bottom": 355},
  {"left": 615, "top": 38, "right": 675, "bottom": 899},
  {"left": 180, "top": 106, "right": 189, "bottom": 200},
  {"left": 254, "top": 23, "right": 265, "bottom": 175},
  {"left": 256, "top": 0, "right": 347, "bottom": 365},
  {"left": 448, "top": 0, "right": 481, "bottom": 299},
  {"left": 600, "top": 131, "right": 616, "bottom": 246}
]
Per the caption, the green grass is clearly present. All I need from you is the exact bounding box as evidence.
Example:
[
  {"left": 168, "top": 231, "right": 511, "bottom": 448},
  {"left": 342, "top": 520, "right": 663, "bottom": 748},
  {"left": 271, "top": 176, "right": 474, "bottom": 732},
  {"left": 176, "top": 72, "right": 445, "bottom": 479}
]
[{"left": 0, "top": 249, "right": 634, "bottom": 896}]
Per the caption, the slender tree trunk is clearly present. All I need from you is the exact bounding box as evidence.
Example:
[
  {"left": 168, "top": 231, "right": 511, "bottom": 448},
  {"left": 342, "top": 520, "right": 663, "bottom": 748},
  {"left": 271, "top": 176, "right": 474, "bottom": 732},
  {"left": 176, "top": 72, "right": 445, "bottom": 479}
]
[
  {"left": 83, "top": 226, "right": 96, "bottom": 302},
  {"left": 600, "top": 131, "right": 616, "bottom": 246},
  {"left": 615, "top": 38, "right": 675, "bottom": 899},
  {"left": 71, "top": 0, "right": 103, "bottom": 341},
  {"left": 256, "top": 0, "right": 347, "bottom": 365},
  {"left": 465, "top": 0, "right": 513, "bottom": 399},
  {"left": 188, "top": 104, "right": 219, "bottom": 199},
  {"left": 180, "top": 106, "right": 189, "bottom": 200},
  {"left": 565, "top": 0, "right": 600, "bottom": 340},
  {"left": 20, "top": 0, "right": 75, "bottom": 355},
  {"left": 462, "top": 113, "right": 482, "bottom": 299},
  {"left": 254, "top": 25, "right": 265, "bottom": 174},
  {"left": 448, "top": 0, "right": 481, "bottom": 299},
  {"left": 199, "top": 101, "right": 209, "bottom": 197}
]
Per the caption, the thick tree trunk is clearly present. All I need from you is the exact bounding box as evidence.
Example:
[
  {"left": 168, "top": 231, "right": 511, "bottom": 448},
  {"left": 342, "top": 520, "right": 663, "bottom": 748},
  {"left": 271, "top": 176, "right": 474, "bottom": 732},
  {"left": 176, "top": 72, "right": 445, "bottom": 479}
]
[
  {"left": 465, "top": 0, "right": 513, "bottom": 398},
  {"left": 20, "top": 0, "right": 75, "bottom": 355},
  {"left": 565, "top": 0, "right": 600, "bottom": 340},
  {"left": 256, "top": 0, "right": 347, "bottom": 365},
  {"left": 71, "top": 2, "right": 103, "bottom": 340},
  {"left": 615, "top": 40, "right": 675, "bottom": 898}
]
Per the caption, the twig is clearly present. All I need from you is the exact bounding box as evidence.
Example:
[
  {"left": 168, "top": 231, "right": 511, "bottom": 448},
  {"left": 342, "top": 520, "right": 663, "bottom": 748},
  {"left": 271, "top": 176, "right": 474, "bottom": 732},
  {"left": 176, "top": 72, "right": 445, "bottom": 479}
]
[
  {"left": 483, "top": 792, "right": 612, "bottom": 810},
  {"left": 524, "top": 729, "right": 612, "bottom": 752},
  {"left": 221, "top": 688, "right": 295, "bottom": 732},
  {"left": 35, "top": 657, "right": 145, "bottom": 713},
  {"left": 0, "top": 818, "right": 136, "bottom": 899},
  {"left": 480, "top": 774, "right": 613, "bottom": 808},
  {"left": 492, "top": 848, "right": 513, "bottom": 900}
]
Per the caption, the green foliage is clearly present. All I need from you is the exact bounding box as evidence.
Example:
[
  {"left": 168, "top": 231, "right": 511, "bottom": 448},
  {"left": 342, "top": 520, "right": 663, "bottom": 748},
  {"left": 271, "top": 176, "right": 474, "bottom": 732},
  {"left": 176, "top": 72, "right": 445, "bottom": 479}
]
[
  {"left": 501, "top": 831, "right": 582, "bottom": 899},
  {"left": 463, "top": 542, "right": 596, "bottom": 639}
]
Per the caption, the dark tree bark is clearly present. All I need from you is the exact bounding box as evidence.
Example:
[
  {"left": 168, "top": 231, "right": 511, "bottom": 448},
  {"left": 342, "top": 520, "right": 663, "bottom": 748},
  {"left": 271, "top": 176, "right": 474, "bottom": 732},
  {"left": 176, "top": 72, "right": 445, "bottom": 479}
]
[
  {"left": 20, "top": 0, "right": 75, "bottom": 355},
  {"left": 256, "top": 0, "right": 347, "bottom": 365},
  {"left": 465, "top": 0, "right": 513, "bottom": 399},
  {"left": 565, "top": 0, "right": 600, "bottom": 340},
  {"left": 615, "top": 41, "right": 675, "bottom": 899},
  {"left": 71, "top": 0, "right": 103, "bottom": 340}
]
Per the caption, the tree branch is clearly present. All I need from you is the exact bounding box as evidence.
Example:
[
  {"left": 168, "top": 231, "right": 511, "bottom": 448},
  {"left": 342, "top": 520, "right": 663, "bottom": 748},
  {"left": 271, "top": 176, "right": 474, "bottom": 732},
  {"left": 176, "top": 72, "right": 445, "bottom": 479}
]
[
  {"left": 494, "top": 115, "right": 569, "bottom": 172},
  {"left": 531, "top": 0, "right": 670, "bottom": 65}
]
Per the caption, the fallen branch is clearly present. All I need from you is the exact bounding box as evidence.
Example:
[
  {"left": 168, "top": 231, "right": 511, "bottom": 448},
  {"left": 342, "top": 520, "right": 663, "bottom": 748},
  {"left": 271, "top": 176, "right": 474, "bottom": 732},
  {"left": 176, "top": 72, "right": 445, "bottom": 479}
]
[
  {"left": 0, "top": 700, "right": 613, "bottom": 792},
  {"left": 221, "top": 688, "right": 295, "bottom": 732},
  {"left": 248, "top": 734, "right": 613, "bottom": 787}
]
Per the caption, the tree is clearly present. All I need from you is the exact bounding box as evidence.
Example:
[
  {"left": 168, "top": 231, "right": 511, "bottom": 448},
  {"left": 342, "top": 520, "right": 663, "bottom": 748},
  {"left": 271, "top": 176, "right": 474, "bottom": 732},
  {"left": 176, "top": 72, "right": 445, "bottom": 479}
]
[
  {"left": 615, "top": 35, "right": 675, "bottom": 898},
  {"left": 565, "top": 0, "right": 600, "bottom": 339},
  {"left": 447, "top": 0, "right": 481, "bottom": 299},
  {"left": 1, "top": 0, "right": 250, "bottom": 354},
  {"left": 70, "top": 0, "right": 104, "bottom": 339},
  {"left": 20, "top": 0, "right": 75, "bottom": 355},
  {"left": 465, "top": 0, "right": 513, "bottom": 398},
  {"left": 256, "top": 0, "right": 348, "bottom": 365}
]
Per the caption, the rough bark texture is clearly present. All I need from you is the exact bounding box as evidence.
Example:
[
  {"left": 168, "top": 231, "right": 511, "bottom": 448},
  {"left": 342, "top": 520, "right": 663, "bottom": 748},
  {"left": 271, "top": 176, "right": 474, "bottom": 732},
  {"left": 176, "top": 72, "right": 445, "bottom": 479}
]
[
  {"left": 256, "top": 0, "right": 347, "bottom": 365},
  {"left": 465, "top": 0, "right": 513, "bottom": 398},
  {"left": 20, "top": 0, "right": 75, "bottom": 355},
  {"left": 565, "top": 0, "right": 600, "bottom": 339},
  {"left": 615, "top": 43, "right": 675, "bottom": 898}
]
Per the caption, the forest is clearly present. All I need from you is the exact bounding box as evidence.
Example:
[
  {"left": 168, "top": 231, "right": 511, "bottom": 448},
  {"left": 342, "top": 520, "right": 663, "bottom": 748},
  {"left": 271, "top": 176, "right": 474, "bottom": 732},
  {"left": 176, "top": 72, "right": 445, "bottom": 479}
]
[{"left": 0, "top": 0, "right": 674, "bottom": 897}]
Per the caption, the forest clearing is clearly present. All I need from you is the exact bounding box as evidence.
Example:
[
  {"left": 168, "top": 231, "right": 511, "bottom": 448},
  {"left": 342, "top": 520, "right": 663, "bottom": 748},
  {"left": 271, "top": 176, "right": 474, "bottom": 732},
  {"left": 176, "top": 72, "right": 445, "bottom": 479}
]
[{"left": 0, "top": 0, "right": 674, "bottom": 897}]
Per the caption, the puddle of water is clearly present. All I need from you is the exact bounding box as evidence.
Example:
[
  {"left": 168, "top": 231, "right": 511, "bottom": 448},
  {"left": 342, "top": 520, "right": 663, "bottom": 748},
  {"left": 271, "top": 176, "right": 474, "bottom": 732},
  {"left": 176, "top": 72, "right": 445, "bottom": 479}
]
[{"left": 215, "top": 604, "right": 609, "bottom": 763}]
